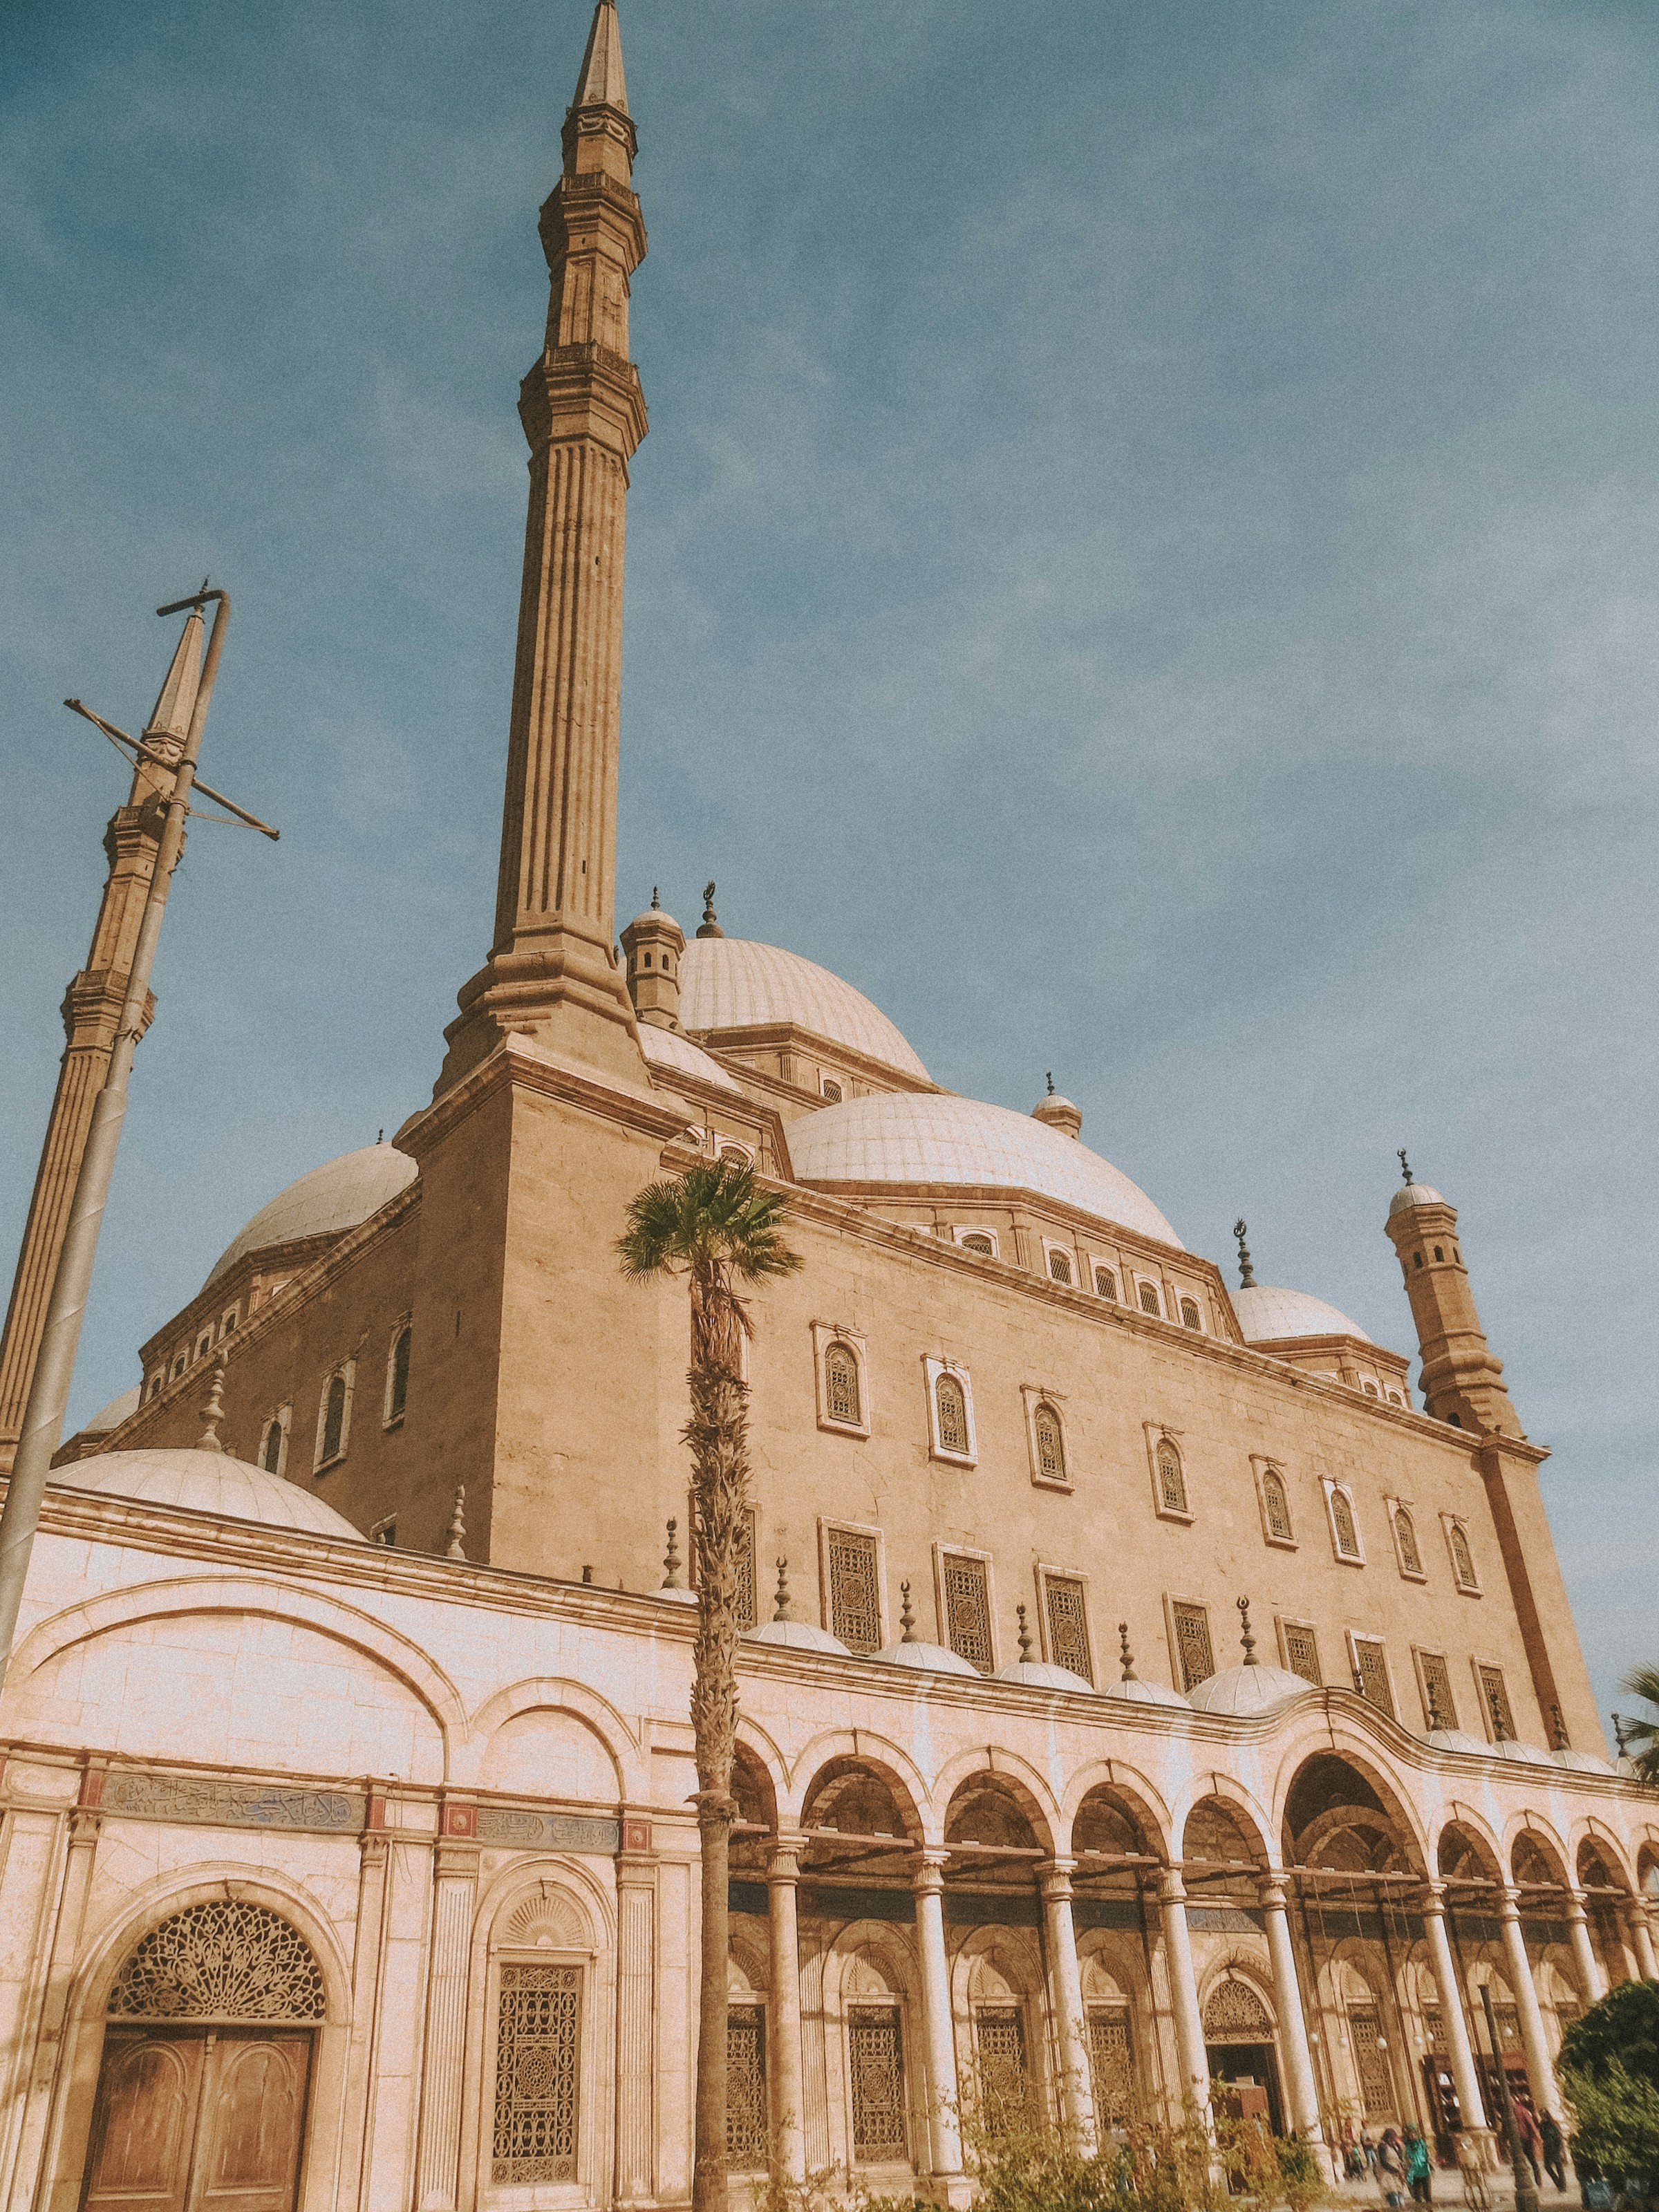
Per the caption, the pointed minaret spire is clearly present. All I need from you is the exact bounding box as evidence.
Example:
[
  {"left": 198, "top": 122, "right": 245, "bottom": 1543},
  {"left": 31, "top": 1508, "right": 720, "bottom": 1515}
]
[
  {"left": 142, "top": 603, "right": 204, "bottom": 767},
  {"left": 436, "top": 0, "right": 649, "bottom": 1094}
]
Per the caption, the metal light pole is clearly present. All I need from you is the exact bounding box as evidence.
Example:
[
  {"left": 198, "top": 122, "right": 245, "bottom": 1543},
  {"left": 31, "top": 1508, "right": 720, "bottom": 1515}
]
[
  {"left": 1479, "top": 1980, "right": 1540, "bottom": 2212},
  {"left": 0, "top": 588, "right": 253, "bottom": 1692}
]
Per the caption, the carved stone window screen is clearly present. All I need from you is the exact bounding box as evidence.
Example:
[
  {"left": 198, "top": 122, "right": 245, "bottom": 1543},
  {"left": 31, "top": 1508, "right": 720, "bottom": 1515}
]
[
  {"left": 1393, "top": 1506, "right": 1424, "bottom": 1576},
  {"left": 942, "top": 1552, "right": 994, "bottom": 1672},
  {"left": 1033, "top": 1403, "right": 1066, "bottom": 1484},
  {"left": 1156, "top": 1444, "right": 1188, "bottom": 1515},
  {"left": 1330, "top": 1487, "right": 1362, "bottom": 1560},
  {"left": 1172, "top": 1601, "right": 1214, "bottom": 1691},
  {"left": 492, "top": 1962, "right": 581, "bottom": 2184},
  {"left": 825, "top": 1343, "right": 862, "bottom": 1427},
  {"left": 826, "top": 1526, "right": 882, "bottom": 1653},
  {"left": 727, "top": 2003, "right": 769, "bottom": 2169},
  {"left": 1042, "top": 1575, "right": 1092, "bottom": 1684},
  {"left": 1418, "top": 1649, "right": 1458, "bottom": 1731},
  {"left": 1282, "top": 1621, "right": 1322, "bottom": 1687},
  {"left": 1203, "top": 1977, "right": 1271, "bottom": 2040},
  {"left": 935, "top": 1374, "right": 969, "bottom": 1456},
  {"left": 1089, "top": 2006, "right": 1138, "bottom": 2124},
  {"left": 1354, "top": 1638, "right": 1396, "bottom": 1719},
  {"left": 973, "top": 2005, "right": 1029, "bottom": 2134},
  {"left": 847, "top": 2005, "right": 908, "bottom": 2163},
  {"left": 1477, "top": 1662, "right": 1515, "bottom": 1741},
  {"left": 1348, "top": 2003, "right": 1393, "bottom": 2116},
  {"left": 1262, "top": 1471, "right": 1293, "bottom": 1542},
  {"left": 1449, "top": 1521, "right": 1479, "bottom": 1591},
  {"left": 107, "top": 1901, "right": 326, "bottom": 2024}
]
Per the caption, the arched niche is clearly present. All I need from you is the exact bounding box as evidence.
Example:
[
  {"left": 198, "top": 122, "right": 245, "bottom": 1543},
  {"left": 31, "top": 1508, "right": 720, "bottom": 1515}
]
[
  {"left": 810, "top": 1924, "right": 924, "bottom": 2182},
  {"left": 799, "top": 1756, "right": 920, "bottom": 1895},
  {"left": 1282, "top": 1752, "right": 1422, "bottom": 1875},
  {"left": 731, "top": 1743, "right": 780, "bottom": 1877},
  {"left": 478, "top": 1705, "right": 621, "bottom": 1803},
  {"left": 950, "top": 1927, "right": 1048, "bottom": 2136}
]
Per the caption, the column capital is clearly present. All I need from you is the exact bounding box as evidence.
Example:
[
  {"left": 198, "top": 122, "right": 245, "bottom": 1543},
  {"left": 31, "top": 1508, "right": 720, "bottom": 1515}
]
[
  {"left": 1565, "top": 1887, "right": 1591, "bottom": 1922},
  {"left": 768, "top": 1835, "right": 806, "bottom": 1884},
  {"left": 1499, "top": 1884, "right": 1524, "bottom": 1922},
  {"left": 1158, "top": 1864, "right": 1187, "bottom": 1904},
  {"left": 1422, "top": 1877, "right": 1447, "bottom": 1913},
  {"left": 1038, "top": 1857, "right": 1076, "bottom": 1901},
  {"left": 1257, "top": 1871, "right": 1290, "bottom": 1910},
  {"left": 914, "top": 1847, "right": 950, "bottom": 1895}
]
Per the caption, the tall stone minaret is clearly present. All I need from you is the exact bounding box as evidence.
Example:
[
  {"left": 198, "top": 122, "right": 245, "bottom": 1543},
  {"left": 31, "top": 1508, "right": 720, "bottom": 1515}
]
[
  {"left": 0, "top": 608, "right": 203, "bottom": 1470},
  {"left": 438, "top": 0, "right": 649, "bottom": 1095},
  {"left": 1383, "top": 1161, "right": 1522, "bottom": 1437}
]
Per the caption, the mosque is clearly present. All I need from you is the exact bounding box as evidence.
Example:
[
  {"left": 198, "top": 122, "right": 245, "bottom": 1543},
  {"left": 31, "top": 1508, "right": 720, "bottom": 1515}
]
[{"left": 0, "top": 5, "right": 1654, "bottom": 2209}]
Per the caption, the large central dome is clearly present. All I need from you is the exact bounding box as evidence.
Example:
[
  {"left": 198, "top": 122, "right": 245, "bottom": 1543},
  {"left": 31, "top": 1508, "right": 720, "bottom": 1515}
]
[
  {"left": 679, "top": 937, "right": 929, "bottom": 1082},
  {"left": 205, "top": 1143, "right": 418, "bottom": 1288},
  {"left": 789, "top": 1094, "right": 1181, "bottom": 1246}
]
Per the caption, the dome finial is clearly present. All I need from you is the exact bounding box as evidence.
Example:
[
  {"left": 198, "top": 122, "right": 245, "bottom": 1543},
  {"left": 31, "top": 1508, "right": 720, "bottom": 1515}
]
[
  {"left": 1398, "top": 1147, "right": 1414, "bottom": 1185},
  {"left": 696, "top": 881, "right": 724, "bottom": 939},
  {"left": 1015, "top": 1602, "right": 1033, "bottom": 1661},
  {"left": 1237, "top": 1594, "right": 1257, "bottom": 1665},
  {"left": 661, "top": 1517, "right": 683, "bottom": 1589},
  {"left": 196, "top": 1353, "right": 227, "bottom": 1454},
  {"left": 1118, "top": 1621, "right": 1138, "bottom": 1682},
  {"left": 444, "top": 1485, "right": 467, "bottom": 1562},
  {"left": 1045, "top": 1071, "right": 1056, "bottom": 1096},
  {"left": 1614, "top": 1712, "right": 1631, "bottom": 1759},
  {"left": 650, "top": 885, "right": 660, "bottom": 909},
  {"left": 899, "top": 1580, "right": 917, "bottom": 1642},
  {"left": 1233, "top": 1217, "right": 1256, "bottom": 1289},
  {"left": 774, "top": 1556, "right": 791, "bottom": 1623}
]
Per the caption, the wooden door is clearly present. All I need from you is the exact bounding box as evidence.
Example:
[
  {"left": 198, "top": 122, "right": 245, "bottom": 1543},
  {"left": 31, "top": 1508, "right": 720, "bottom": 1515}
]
[{"left": 82, "top": 2030, "right": 310, "bottom": 2212}]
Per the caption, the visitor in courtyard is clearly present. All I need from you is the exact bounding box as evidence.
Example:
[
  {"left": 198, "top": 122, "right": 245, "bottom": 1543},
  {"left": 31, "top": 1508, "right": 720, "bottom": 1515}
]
[{"left": 1406, "top": 2122, "right": 1434, "bottom": 2204}]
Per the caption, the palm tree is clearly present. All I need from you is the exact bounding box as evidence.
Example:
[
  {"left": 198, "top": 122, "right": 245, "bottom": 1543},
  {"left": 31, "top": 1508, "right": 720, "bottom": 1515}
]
[
  {"left": 618, "top": 1157, "right": 802, "bottom": 2212},
  {"left": 1618, "top": 1665, "right": 1659, "bottom": 1783}
]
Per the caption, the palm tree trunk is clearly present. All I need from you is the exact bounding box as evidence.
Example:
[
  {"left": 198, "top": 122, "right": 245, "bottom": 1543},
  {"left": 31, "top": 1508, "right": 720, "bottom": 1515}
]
[{"left": 694, "top": 1786, "right": 734, "bottom": 2212}]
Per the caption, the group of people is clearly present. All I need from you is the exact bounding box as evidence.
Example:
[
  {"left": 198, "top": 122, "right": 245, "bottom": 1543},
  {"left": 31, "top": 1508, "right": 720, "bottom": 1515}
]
[{"left": 1340, "top": 2106, "right": 1568, "bottom": 2206}]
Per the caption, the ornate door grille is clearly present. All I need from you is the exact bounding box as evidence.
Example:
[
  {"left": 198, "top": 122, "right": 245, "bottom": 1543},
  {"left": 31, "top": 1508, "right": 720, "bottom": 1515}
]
[
  {"left": 108, "top": 1902, "right": 326, "bottom": 2025},
  {"left": 941, "top": 1554, "right": 993, "bottom": 1672},
  {"left": 1043, "top": 1575, "right": 1092, "bottom": 1683},
  {"left": 1282, "top": 1622, "right": 1322, "bottom": 1686},
  {"left": 1172, "top": 1602, "right": 1213, "bottom": 1690},
  {"left": 492, "top": 1963, "right": 581, "bottom": 2183},
  {"left": 1348, "top": 2004, "right": 1394, "bottom": 2117},
  {"left": 727, "top": 2004, "right": 769, "bottom": 2169},
  {"left": 847, "top": 2007, "right": 908, "bottom": 2164},
  {"left": 973, "top": 2007, "right": 1029, "bottom": 2134},
  {"left": 827, "top": 1527, "right": 881, "bottom": 1652},
  {"left": 1355, "top": 1639, "right": 1395, "bottom": 1718},
  {"left": 1088, "top": 2007, "right": 1138, "bottom": 2125}
]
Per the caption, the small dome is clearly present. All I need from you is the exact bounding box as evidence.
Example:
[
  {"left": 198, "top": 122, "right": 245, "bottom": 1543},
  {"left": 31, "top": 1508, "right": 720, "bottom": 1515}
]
[
  {"left": 1187, "top": 1662, "right": 1308, "bottom": 1717},
  {"left": 1492, "top": 1736, "right": 1555, "bottom": 1768},
  {"left": 51, "top": 1447, "right": 365, "bottom": 1541},
  {"left": 746, "top": 1619, "right": 851, "bottom": 1656},
  {"left": 872, "top": 1639, "right": 980, "bottom": 1678},
  {"left": 995, "top": 1658, "right": 1096, "bottom": 1694},
  {"left": 1031, "top": 1091, "right": 1083, "bottom": 1140},
  {"left": 637, "top": 1024, "right": 743, "bottom": 1094},
  {"left": 83, "top": 1383, "right": 142, "bottom": 1434},
  {"left": 655, "top": 1584, "right": 698, "bottom": 1606},
  {"left": 626, "top": 902, "right": 682, "bottom": 935},
  {"left": 205, "top": 1144, "right": 416, "bottom": 1288},
  {"left": 791, "top": 1094, "right": 1181, "bottom": 1247},
  {"left": 1235, "top": 1284, "right": 1371, "bottom": 1344},
  {"left": 1104, "top": 1674, "right": 1192, "bottom": 1710},
  {"left": 679, "top": 937, "right": 929, "bottom": 1081},
  {"left": 1388, "top": 1182, "right": 1447, "bottom": 1219},
  {"left": 1426, "top": 1727, "right": 1493, "bottom": 1756},
  {"left": 1553, "top": 1746, "right": 1614, "bottom": 1774}
]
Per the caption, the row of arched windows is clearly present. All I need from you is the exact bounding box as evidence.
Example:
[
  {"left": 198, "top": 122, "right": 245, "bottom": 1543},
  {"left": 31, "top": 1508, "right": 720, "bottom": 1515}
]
[
  {"left": 821, "top": 1338, "right": 1067, "bottom": 1489},
  {"left": 1254, "top": 1463, "right": 1481, "bottom": 1591},
  {"left": 255, "top": 1322, "right": 411, "bottom": 1482}
]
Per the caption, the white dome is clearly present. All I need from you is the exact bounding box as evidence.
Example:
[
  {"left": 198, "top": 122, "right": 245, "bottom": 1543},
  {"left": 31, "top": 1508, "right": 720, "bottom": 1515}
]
[
  {"left": 1388, "top": 1182, "right": 1447, "bottom": 1219},
  {"left": 83, "top": 1384, "right": 142, "bottom": 1434},
  {"left": 873, "top": 1639, "right": 980, "bottom": 1678},
  {"left": 1553, "top": 1746, "right": 1614, "bottom": 1774},
  {"left": 1105, "top": 1674, "right": 1192, "bottom": 1710},
  {"left": 206, "top": 1144, "right": 417, "bottom": 1287},
  {"left": 679, "top": 937, "right": 929, "bottom": 1081},
  {"left": 51, "top": 1447, "right": 365, "bottom": 1541},
  {"left": 1186, "top": 1662, "right": 1308, "bottom": 1716},
  {"left": 637, "top": 1024, "right": 743, "bottom": 1094},
  {"left": 790, "top": 1094, "right": 1181, "bottom": 1247},
  {"left": 745, "top": 1619, "right": 851, "bottom": 1655},
  {"left": 1492, "top": 1736, "right": 1555, "bottom": 1768},
  {"left": 995, "top": 1658, "right": 1096, "bottom": 1694},
  {"left": 1426, "top": 1727, "right": 1493, "bottom": 1756},
  {"left": 1234, "top": 1284, "right": 1371, "bottom": 1344}
]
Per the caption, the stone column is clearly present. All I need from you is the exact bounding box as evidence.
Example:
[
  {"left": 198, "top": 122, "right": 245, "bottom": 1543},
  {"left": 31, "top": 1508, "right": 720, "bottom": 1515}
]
[
  {"left": 1158, "top": 1868, "right": 1211, "bottom": 2126},
  {"left": 339, "top": 1826, "right": 393, "bottom": 2212},
  {"left": 615, "top": 1822, "right": 658, "bottom": 2204},
  {"left": 913, "top": 1850, "right": 964, "bottom": 2180},
  {"left": 1499, "top": 1889, "right": 1560, "bottom": 2117},
  {"left": 3, "top": 1805, "right": 102, "bottom": 2210},
  {"left": 768, "top": 1837, "right": 808, "bottom": 2185},
  {"left": 1423, "top": 1884, "right": 1490, "bottom": 2151},
  {"left": 414, "top": 1812, "right": 481, "bottom": 2211},
  {"left": 1038, "top": 1859, "right": 1096, "bottom": 2150},
  {"left": 1566, "top": 1891, "right": 1609, "bottom": 2004},
  {"left": 1259, "top": 1874, "right": 1324, "bottom": 2150},
  {"left": 1628, "top": 1906, "right": 1659, "bottom": 1984}
]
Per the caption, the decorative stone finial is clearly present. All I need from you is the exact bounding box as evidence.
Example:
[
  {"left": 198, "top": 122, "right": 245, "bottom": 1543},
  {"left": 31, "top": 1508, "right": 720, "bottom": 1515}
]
[
  {"left": 899, "top": 1580, "right": 917, "bottom": 1643},
  {"left": 661, "top": 1517, "right": 683, "bottom": 1590},
  {"left": 1488, "top": 1683, "right": 1510, "bottom": 1742},
  {"left": 650, "top": 885, "right": 661, "bottom": 909},
  {"left": 1550, "top": 1703, "right": 1569, "bottom": 1751},
  {"left": 581, "top": 1563, "right": 594, "bottom": 1584},
  {"left": 1425, "top": 1679, "right": 1445, "bottom": 1732},
  {"left": 196, "top": 1353, "right": 227, "bottom": 1454},
  {"left": 1015, "top": 1603, "right": 1033, "bottom": 1662},
  {"left": 696, "top": 881, "right": 724, "bottom": 939},
  {"left": 1237, "top": 1595, "right": 1257, "bottom": 1665},
  {"left": 1613, "top": 1713, "right": 1630, "bottom": 1759},
  {"left": 1233, "top": 1218, "right": 1256, "bottom": 1289},
  {"left": 1118, "top": 1622, "right": 1138, "bottom": 1682},
  {"left": 774, "top": 1557, "right": 791, "bottom": 1624},
  {"left": 1046, "top": 1071, "right": 1056, "bottom": 1096},
  {"left": 1398, "top": 1147, "right": 1414, "bottom": 1185},
  {"left": 444, "top": 1485, "right": 467, "bottom": 1561}
]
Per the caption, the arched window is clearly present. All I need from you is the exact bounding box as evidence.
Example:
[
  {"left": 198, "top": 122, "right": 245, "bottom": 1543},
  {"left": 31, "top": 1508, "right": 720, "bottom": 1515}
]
[
  {"left": 1362, "top": 1379, "right": 1378, "bottom": 1396},
  {"left": 935, "top": 1372, "right": 969, "bottom": 1456},
  {"left": 1138, "top": 1282, "right": 1162, "bottom": 1318},
  {"left": 1032, "top": 1402, "right": 1066, "bottom": 1484},
  {"left": 825, "top": 1340, "right": 861, "bottom": 1426},
  {"left": 1156, "top": 1441, "right": 1187, "bottom": 1515},
  {"left": 1330, "top": 1487, "right": 1361, "bottom": 1559},
  {"left": 1449, "top": 1522, "right": 1477, "bottom": 1589},
  {"left": 1394, "top": 1506, "right": 1423, "bottom": 1575},
  {"left": 1094, "top": 1266, "right": 1117, "bottom": 1301},
  {"left": 1179, "top": 1297, "right": 1201, "bottom": 1331},
  {"left": 1047, "top": 1249, "right": 1073, "bottom": 1286},
  {"left": 261, "top": 1418, "right": 284, "bottom": 1475},
  {"left": 961, "top": 1233, "right": 994, "bottom": 1257},
  {"left": 109, "top": 1900, "right": 325, "bottom": 2023},
  {"left": 386, "top": 1324, "right": 412, "bottom": 1425},
  {"left": 820, "top": 1078, "right": 843, "bottom": 1103},
  {"left": 1262, "top": 1470, "right": 1293, "bottom": 1542},
  {"left": 319, "top": 1373, "right": 348, "bottom": 1467}
]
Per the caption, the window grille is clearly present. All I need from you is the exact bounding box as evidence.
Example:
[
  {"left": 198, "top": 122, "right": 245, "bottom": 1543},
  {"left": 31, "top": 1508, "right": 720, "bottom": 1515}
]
[
  {"left": 1172, "top": 1602, "right": 1214, "bottom": 1691},
  {"left": 1262, "top": 1471, "right": 1293, "bottom": 1541},
  {"left": 1418, "top": 1650, "right": 1458, "bottom": 1731},
  {"left": 1477, "top": 1663, "right": 1515, "bottom": 1741},
  {"left": 961, "top": 1233, "right": 993, "bottom": 1257},
  {"left": 847, "top": 2007, "right": 907, "bottom": 2163},
  {"left": 1138, "top": 1282, "right": 1162, "bottom": 1317},
  {"left": 826, "top": 1528, "right": 882, "bottom": 1653},
  {"left": 108, "top": 1902, "right": 326, "bottom": 2023},
  {"left": 1282, "top": 1622, "right": 1322, "bottom": 1686},
  {"left": 1179, "top": 1297, "right": 1201, "bottom": 1331},
  {"left": 973, "top": 2007, "right": 1029, "bottom": 2135},
  {"left": 1348, "top": 2005, "right": 1393, "bottom": 2117},
  {"left": 388, "top": 1326, "right": 411, "bottom": 1422},
  {"left": 1043, "top": 1575, "right": 1092, "bottom": 1683},
  {"left": 1087, "top": 2007, "right": 1138, "bottom": 2126},
  {"left": 262, "top": 1421, "right": 283, "bottom": 1474},
  {"left": 1094, "top": 1266, "right": 1117, "bottom": 1300},
  {"left": 1156, "top": 1443, "right": 1188, "bottom": 1515},
  {"left": 321, "top": 1373, "right": 347, "bottom": 1464},
  {"left": 1203, "top": 1978, "right": 1272, "bottom": 2038},
  {"left": 1048, "top": 1250, "right": 1073, "bottom": 1286},
  {"left": 492, "top": 1962, "right": 581, "bottom": 2184},
  {"left": 825, "top": 1342, "right": 861, "bottom": 1426},
  {"left": 1394, "top": 1506, "right": 1423, "bottom": 1575},
  {"left": 1354, "top": 1640, "right": 1395, "bottom": 1718},
  {"left": 727, "top": 2004, "right": 769, "bottom": 2169},
  {"left": 1330, "top": 1488, "right": 1361, "bottom": 1559},
  {"left": 821, "top": 1079, "right": 843, "bottom": 1103},
  {"left": 1033, "top": 1402, "right": 1066, "bottom": 1484},
  {"left": 941, "top": 1553, "right": 994, "bottom": 1672},
  {"left": 1449, "top": 1523, "right": 1478, "bottom": 1588},
  {"left": 1425, "top": 2005, "right": 1447, "bottom": 2052},
  {"left": 934, "top": 1372, "right": 969, "bottom": 1456}
]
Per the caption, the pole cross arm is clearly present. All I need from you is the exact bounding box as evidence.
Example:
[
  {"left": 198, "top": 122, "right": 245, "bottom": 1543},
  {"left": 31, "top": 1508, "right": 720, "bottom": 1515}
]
[{"left": 62, "top": 700, "right": 280, "bottom": 840}]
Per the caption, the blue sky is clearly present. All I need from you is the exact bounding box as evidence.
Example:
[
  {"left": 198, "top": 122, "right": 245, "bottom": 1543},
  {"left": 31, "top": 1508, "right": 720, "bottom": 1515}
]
[{"left": 3, "top": 0, "right": 1656, "bottom": 1730}]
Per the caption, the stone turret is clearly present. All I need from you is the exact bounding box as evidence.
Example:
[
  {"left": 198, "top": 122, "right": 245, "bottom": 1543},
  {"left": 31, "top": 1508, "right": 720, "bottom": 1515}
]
[
  {"left": 1383, "top": 1155, "right": 1521, "bottom": 1438},
  {"left": 621, "top": 892, "right": 685, "bottom": 1031},
  {"left": 1031, "top": 1074, "right": 1082, "bottom": 1141}
]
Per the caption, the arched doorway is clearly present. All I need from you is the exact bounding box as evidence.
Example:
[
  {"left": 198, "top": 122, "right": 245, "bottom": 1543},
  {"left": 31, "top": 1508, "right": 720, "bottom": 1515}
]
[
  {"left": 80, "top": 1899, "right": 324, "bottom": 2212},
  {"left": 1183, "top": 1797, "right": 1283, "bottom": 2134}
]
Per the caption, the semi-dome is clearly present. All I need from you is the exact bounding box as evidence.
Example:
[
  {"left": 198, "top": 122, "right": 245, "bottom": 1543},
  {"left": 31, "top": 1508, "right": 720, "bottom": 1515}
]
[
  {"left": 637, "top": 1024, "right": 743, "bottom": 1095},
  {"left": 679, "top": 937, "right": 929, "bottom": 1082},
  {"left": 872, "top": 1639, "right": 980, "bottom": 1678},
  {"left": 1186, "top": 1662, "right": 1308, "bottom": 1717},
  {"left": 995, "top": 1658, "right": 1096, "bottom": 1694},
  {"left": 789, "top": 1094, "right": 1181, "bottom": 1247},
  {"left": 51, "top": 1447, "right": 365, "bottom": 1541},
  {"left": 1234, "top": 1284, "right": 1371, "bottom": 1344},
  {"left": 745, "top": 1619, "right": 850, "bottom": 1656},
  {"left": 205, "top": 1143, "right": 418, "bottom": 1288},
  {"left": 1388, "top": 1182, "right": 1446, "bottom": 1219}
]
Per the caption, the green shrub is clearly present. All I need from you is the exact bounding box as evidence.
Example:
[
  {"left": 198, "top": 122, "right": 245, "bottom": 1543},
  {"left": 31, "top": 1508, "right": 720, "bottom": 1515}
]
[{"left": 1561, "top": 1981, "right": 1659, "bottom": 2097}]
